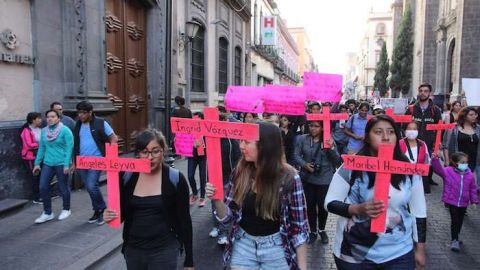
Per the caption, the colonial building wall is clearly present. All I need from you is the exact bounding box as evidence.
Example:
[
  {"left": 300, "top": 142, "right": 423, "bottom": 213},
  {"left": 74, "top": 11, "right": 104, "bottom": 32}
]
[
  {"left": 421, "top": 0, "right": 439, "bottom": 88},
  {"left": 459, "top": 0, "right": 480, "bottom": 82},
  {"left": 0, "top": 0, "right": 35, "bottom": 199}
]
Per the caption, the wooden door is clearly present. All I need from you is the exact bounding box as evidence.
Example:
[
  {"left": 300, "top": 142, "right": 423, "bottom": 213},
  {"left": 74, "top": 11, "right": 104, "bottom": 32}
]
[{"left": 105, "top": 0, "right": 147, "bottom": 153}]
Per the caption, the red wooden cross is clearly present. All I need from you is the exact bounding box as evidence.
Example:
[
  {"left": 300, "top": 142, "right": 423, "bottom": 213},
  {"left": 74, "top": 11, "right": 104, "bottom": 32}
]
[
  {"left": 368, "top": 108, "right": 412, "bottom": 123},
  {"left": 306, "top": 106, "right": 349, "bottom": 148},
  {"left": 342, "top": 144, "right": 429, "bottom": 233},
  {"left": 76, "top": 143, "right": 151, "bottom": 228},
  {"left": 426, "top": 120, "right": 456, "bottom": 154},
  {"left": 171, "top": 107, "right": 259, "bottom": 199}
]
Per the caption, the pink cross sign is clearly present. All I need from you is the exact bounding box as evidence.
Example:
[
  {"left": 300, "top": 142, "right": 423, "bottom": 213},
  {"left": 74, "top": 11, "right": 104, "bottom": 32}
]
[
  {"left": 306, "top": 106, "right": 349, "bottom": 148},
  {"left": 76, "top": 143, "right": 151, "bottom": 228},
  {"left": 368, "top": 108, "right": 412, "bottom": 123},
  {"left": 171, "top": 107, "right": 259, "bottom": 199},
  {"left": 303, "top": 72, "right": 343, "bottom": 102},
  {"left": 426, "top": 120, "right": 456, "bottom": 154},
  {"left": 342, "top": 144, "right": 429, "bottom": 233}
]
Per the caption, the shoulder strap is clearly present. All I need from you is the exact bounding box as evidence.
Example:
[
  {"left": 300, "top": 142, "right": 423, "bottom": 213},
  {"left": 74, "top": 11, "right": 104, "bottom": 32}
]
[
  {"left": 123, "top": 171, "right": 133, "bottom": 186},
  {"left": 169, "top": 167, "right": 180, "bottom": 189},
  {"left": 348, "top": 114, "right": 355, "bottom": 129},
  {"left": 409, "top": 105, "right": 414, "bottom": 114},
  {"left": 123, "top": 168, "right": 180, "bottom": 190}
]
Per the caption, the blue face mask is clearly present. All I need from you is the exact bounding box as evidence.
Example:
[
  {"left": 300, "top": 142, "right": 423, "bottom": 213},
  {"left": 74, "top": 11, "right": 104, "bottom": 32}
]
[{"left": 457, "top": 163, "right": 469, "bottom": 171}]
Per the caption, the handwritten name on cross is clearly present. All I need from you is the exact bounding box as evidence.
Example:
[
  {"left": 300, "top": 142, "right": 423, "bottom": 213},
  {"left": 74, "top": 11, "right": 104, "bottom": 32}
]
[
  {"left": 76, "top": 143, "right": 151, "bottom": 228},
  {"left": 171, "top": 107, "right": 259, "bottom": 199},
  {"left": 342, "top": 144, "right": 429, "bottom": 233},
  {"left": 426, "top": 120, "right": 456, "bottom": 154},
  {"left": 306, "top": 106, "right": 349, "bottom": 148}
]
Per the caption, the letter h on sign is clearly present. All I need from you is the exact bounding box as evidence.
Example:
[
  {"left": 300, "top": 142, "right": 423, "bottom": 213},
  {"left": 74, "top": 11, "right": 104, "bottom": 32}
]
[
  {"left": 341, "top": 144, "right": 429, "bottom": 233},
  {"left": 171, "top": 107, "right": 259, "bottom": 199},
  {"left": 76, "top": 144, "right": 151, "bottom": 229}
]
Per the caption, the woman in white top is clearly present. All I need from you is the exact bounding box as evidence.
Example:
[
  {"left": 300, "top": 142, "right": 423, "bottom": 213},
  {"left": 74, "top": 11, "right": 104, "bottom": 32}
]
[{"left": 325, "top": 115, "right": 427, "bottom": 270}]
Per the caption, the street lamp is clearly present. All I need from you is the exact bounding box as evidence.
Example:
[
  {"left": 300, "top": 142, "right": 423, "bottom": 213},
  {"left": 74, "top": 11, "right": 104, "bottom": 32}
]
[{"left": 178, "top": 20, "right": 202, "bottom": 51}]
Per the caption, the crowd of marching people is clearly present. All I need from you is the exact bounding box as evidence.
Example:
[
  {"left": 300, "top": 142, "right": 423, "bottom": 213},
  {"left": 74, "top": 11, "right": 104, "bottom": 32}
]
[{"left": 19, "top": 82, "right": 479, "bottom": 269}]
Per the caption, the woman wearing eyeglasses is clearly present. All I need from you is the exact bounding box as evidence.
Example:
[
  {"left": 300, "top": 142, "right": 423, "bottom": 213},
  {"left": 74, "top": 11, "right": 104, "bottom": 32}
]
[{"left": 103, "top": 129, "right": 194, "bottom": 270}]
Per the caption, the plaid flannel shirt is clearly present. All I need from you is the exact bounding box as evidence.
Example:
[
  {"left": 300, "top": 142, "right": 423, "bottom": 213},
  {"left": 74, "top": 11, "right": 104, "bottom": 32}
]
[{"left": 215, "top": 172, "right": 309, "bottom": 270}]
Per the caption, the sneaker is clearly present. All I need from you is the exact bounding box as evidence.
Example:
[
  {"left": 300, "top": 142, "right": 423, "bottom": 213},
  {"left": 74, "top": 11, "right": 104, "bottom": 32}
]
[
  {"left": 198, "top": 198, "right": 206, "bottom": 207},
  {"left": 88, "top": 211, "right": 101, "bottom": 224},
  {"left": 58, "top": 210, "right": 71, "bottom": 220},
  {"left": 209, "top": 227, "right": 219, "bottom": 238},
  {"left": 33, "top": 199, "right": 43, "bottom": 205},
  {"left": 35, "top": 212, "right": 55, "bottom": 224},
  {"left": 319, "top": 231, "right": 329, "bottom": 244},
  {"left": 308, "top": 232, "right": 318, "bottom": 244},
  {"left": 451, "top": 240, "right": 460, "bottom": 252},
  {"left": 217, "top": 236, "right": 228, "bottom": 245},
  {"left": 189, "top": 195, "right": 198, "bottom": 205},
  {"left": 96, "top": 214, "right": 105, "bottom": 226}
]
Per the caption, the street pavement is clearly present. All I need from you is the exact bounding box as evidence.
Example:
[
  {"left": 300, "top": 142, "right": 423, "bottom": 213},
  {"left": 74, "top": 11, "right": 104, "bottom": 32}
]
[{"left": 0, "top": 159, "right": 479, "bottom": 270}]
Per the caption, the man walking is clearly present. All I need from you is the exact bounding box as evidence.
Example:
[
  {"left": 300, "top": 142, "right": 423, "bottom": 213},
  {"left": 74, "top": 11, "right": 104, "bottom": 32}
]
[
  {"left": 405, "top": 83, "right": 442, "bottom": 193},
  {"left": 74, "top": 101, "right": 118, "bottom": 225},
  {"left": 50, "top": 101, "right": 76, "bottom": 131}
]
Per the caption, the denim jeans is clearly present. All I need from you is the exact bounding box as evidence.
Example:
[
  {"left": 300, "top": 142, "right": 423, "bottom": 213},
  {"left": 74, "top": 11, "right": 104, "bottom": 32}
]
[
  {"left": 79, "top": 169, "right": 106, "bottom": 211},
  {"left": 39, "top": 165, "right": 70, "bottom": 214},
  {"left": 230, "top": 228, "right": 288, "bottom": 270},
  {"left": 334, "top": 250, "right": 415, "bottom": 270},
  {"left": 187, "top": 155, "right": 207, "bottom": 198}
]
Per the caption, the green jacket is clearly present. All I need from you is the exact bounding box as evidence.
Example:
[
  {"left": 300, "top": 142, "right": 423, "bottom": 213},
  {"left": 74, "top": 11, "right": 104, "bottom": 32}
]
[{"left": 35, "top": 124, "right": 74, "bottom": 168}]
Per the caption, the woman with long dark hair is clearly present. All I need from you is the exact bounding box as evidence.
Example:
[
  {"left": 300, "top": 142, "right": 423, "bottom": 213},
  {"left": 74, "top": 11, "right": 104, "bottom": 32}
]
[
  {"left": 445, "top": 107, "right": 480, "bottom": 191},
  {"left": 280, "top": 115, "right": 296, "bottom": 166},
  {"left": 103, "top": 129, "right": 193, "bottom": 269},
  {"left": 293, "top": 120, "right": 342, "bottom": 245},
  {"left": 21, "top": 112, "right": 42, "bottom": 204},
  {"left": 206, "top": 122, "right": 309, "bottom": 270},
  {"left": 325, "top": 115, "right": 427, "bottom": 270}
]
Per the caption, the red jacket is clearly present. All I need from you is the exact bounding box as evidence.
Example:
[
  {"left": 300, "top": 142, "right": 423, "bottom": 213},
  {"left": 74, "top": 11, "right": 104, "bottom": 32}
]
[
  {"left": 20, "top": 127, "right": 39, "bottom": 160},
  {"left": 399, "top": 138, "right": 428, "bottom": 164}
]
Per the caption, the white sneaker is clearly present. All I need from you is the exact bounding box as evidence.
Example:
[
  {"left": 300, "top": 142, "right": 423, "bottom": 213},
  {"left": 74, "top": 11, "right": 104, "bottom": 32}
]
[
  {"left": 35, "top": 212, "right": 55, "bottom": 224},
  {"left": 58, "top": 210, "right": 71, "bottom": 220},
  {"left": 217, "top": 236, "right": 228, "bottom": 245},
  {"left": 209, "top": 227, "right": 219, "bottom": 238}
]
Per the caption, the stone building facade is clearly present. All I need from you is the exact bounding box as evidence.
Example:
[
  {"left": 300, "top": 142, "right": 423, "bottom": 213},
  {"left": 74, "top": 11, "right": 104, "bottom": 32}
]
[
  {"left": 172, "top": 0, "right": 251, "bottom": 111},
  {"left": 356, "top": 10, "right": 393, "bottom": 98},
  {"left": 288, "top": 27, "right": 316, "bottom": 81},
  {"left": 394, "top": 0, "right": 480, "bottom": 100},
  {"left": 0, "top": 0, "right": 169, "bottom": 200}
]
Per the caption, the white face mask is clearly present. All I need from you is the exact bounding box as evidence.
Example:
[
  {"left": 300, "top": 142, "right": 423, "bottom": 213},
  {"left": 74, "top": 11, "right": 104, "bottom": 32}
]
[{"left": 405, "top": 130, "right": 418, "bottom": 140}]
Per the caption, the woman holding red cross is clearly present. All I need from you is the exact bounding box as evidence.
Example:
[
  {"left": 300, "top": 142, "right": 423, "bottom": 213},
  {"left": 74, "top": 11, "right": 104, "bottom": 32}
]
[
  {"left": 207, "top": 122, "right": 309, "bottom": 270},
  {"left": 325, "top": 115, "right": 427, "bottom": 270}
]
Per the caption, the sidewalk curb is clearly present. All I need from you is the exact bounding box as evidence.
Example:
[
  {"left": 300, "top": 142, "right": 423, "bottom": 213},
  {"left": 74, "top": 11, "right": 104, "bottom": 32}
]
[{"left": 64, "top": 231, "right": 123, "bottom": 270}]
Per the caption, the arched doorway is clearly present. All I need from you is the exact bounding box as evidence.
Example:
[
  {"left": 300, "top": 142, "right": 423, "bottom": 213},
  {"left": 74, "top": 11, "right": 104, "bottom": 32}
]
[{"left": 446, "top": 39, "right": 456, "bottom": 94}]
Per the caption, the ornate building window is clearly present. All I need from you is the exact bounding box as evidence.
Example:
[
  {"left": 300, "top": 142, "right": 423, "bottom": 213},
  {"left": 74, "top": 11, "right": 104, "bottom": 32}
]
[
  {"left": 376, "top": 23, "right": 386, "bottom": 36},
  {"left": 234, "top": 46, "right": 242, "bottom": 85},
  {"left": 191, "top": 24, "right": 205, "bottom": 92},
  {"left": 218, "top": 37, "right": 229, "bottom": 94}
]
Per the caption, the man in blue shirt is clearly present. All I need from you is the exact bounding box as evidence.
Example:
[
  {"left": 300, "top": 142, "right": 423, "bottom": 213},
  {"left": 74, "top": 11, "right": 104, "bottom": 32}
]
[
  {"left": 344, "top": 103, "right": 370, "bottom": 154},
  {"left": 73, "top": 101, "right": 118, "bottom": 225}
]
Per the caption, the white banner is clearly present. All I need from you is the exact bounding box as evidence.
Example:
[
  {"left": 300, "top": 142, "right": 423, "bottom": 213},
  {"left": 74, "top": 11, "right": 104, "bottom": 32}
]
[{"left": 462, "top": 78, "right": 480, "bottom": 106}]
